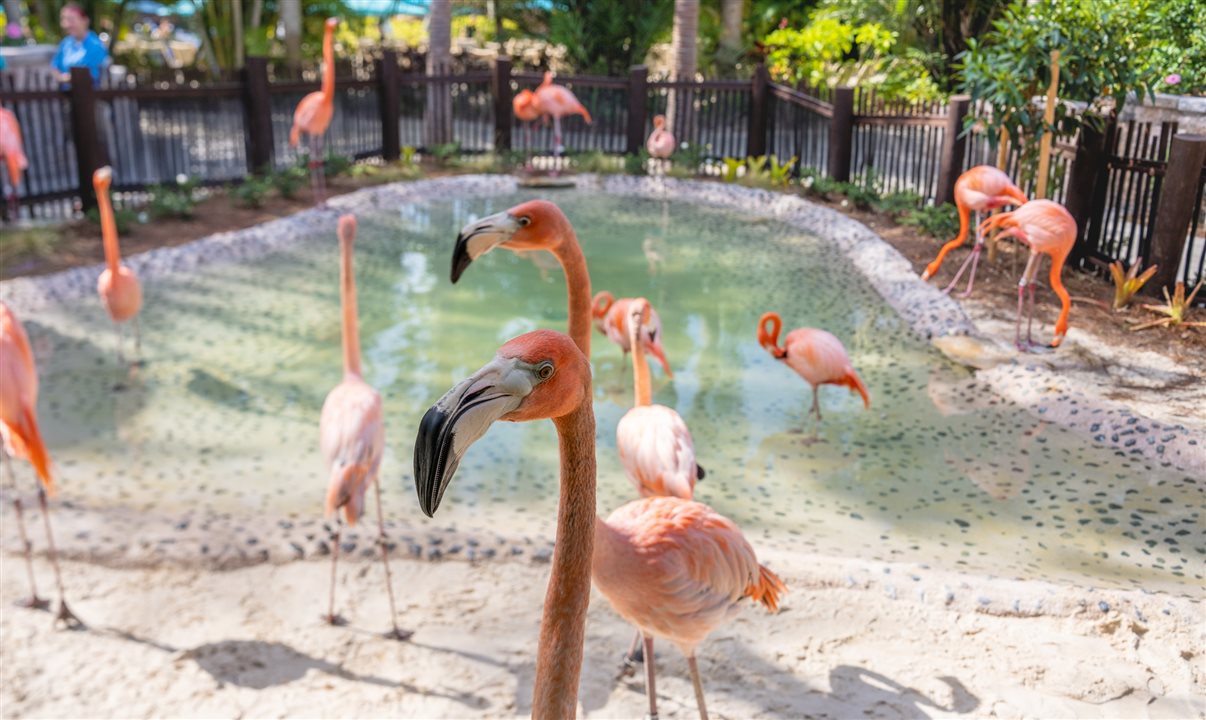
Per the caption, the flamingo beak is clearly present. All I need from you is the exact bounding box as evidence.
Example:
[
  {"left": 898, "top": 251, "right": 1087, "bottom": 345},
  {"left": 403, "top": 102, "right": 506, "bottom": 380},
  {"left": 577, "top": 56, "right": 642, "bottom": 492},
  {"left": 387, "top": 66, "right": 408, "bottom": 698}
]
[
  {"left": 413, "top": 357, "right": 532, "bottom": 516},
  {"left": 646, "top": 336, "right": 673, "bottom": 377},
  {"left": 451, "top": 211, "right": 521, "bottom": 283}
]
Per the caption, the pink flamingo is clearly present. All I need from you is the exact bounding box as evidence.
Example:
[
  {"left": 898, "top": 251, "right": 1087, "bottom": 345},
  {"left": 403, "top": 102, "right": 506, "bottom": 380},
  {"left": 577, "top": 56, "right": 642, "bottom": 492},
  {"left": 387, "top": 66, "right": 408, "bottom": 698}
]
[
  {"left": 289, "top": 17, "right": 339, "bottom": 203},
  {"left": 921, "top": 165, "right": 1029, "bottom": 296},
  {"left": 534, "top": 71, "right": 591, "bottom": 157},
  {"left": 513, "top": 88, "right": 542, "bottom": 164},
  {"left": 592, "top": 291, "right": 673, "bottom": 376},
  {"left": 0, "top": 107, "right": 28, "bottom": 219},
  {"left": 0, "top": 302, "right": 82, "bottom": 628},
  {"left": 758, "top": 312, "right": 870, "bottom": 435},
  {"left": 976, "top": 199, "right": 1076, "bottom": 350},
  {"left": 415, "top": 330, "right": 785, "bottom": 720},
  {"left": 318, "top": 215, "right": 409, "bottom": 640},
  {"left": 94, "top": 167, "right": 143, "bottom": 363},
  {"left": 646, "top": 114, "right": 675, "bottom": 159}
]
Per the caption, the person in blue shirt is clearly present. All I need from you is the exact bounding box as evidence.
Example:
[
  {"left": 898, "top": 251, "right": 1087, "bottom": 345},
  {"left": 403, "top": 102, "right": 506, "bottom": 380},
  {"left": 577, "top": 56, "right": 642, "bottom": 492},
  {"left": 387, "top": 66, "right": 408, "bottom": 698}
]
[{"left": 52, "top": 3, "right": 109, "bottom": 86}]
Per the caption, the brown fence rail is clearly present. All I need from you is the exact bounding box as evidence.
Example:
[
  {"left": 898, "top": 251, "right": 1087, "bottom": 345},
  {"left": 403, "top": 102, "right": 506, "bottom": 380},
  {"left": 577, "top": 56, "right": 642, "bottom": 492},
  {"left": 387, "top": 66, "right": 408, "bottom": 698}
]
[{"left": 1, "top": 56, "right": 1202, "bottom": 293}]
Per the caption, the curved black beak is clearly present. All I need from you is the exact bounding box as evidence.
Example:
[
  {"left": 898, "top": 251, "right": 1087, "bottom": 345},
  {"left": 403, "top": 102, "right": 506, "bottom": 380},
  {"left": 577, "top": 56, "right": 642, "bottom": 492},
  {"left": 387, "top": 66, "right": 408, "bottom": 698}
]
[{"left": 451, "top": 211, "right": 521, "bottom": 283}]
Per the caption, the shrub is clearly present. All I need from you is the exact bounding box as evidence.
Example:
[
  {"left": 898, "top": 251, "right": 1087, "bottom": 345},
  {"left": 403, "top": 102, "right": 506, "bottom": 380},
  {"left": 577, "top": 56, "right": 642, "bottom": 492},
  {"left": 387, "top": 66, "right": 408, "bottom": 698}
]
[
  {"left": 147, "top": 177, "right": 199, "bottom": 220},
  {"left": 624, "top": 149, "right": 650, "bottom": 176},
  {"left": 323, "top": 153, "right": 353, "bottom": 179},
  {"left": 86, "top": 206, "right": 139, "bottom": 234},
  {"left": 231, "top": 176, "right": 273, "bottom": 208},
  {"left": 670, "top": 143, "right": 706, "bottom": 176},
  {"left": 429, "top": 142, "right": 461, "bottom": 167},
  {"left": 402, "top": 146, "right": 418, "bottom": 165},
  {"left": 874, "top": 191, "right": 923, "bottom": 217},
  {"left": 901, "top": 203, "right": 960, "bottom": 239},
  {"left": 270, "top": 166, "right": 308, "bottom": 200}
]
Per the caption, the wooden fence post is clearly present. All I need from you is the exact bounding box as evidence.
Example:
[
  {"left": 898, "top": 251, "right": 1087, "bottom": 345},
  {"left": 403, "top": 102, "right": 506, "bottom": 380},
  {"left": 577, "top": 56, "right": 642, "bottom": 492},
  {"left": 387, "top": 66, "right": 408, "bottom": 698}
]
[
  {"left": 1063, "top": 116, "right": 1113, "bottom": 264},
  {"left": 935, "top": 95, "right": 971, "bottom": 205},
  {"left": 68, "top": 67, "right": 103, "bottom": 211},
  {"left": 1148, "top": 133, "right": 1206, "bottom": 292},
  {"left": 747, "top": 63, "right": 769, "bottom": 158},
  {"left": 626, "top": 65, "right": 649, "bottom": 156},
  {"left": 241, "top": 57, "right": 274, "bottom": 173},
  {"left": 377, "top": 49, "right": 401, "bottom": 161},
  {"left": 828, "top": 87, "right": 855, "bottom": 181},
  {"left": 1035, "top": 50, "right": 1061, "bottom": 199},
  {"left": 491, "top": 56, "right": 512, "bottom": 154}
]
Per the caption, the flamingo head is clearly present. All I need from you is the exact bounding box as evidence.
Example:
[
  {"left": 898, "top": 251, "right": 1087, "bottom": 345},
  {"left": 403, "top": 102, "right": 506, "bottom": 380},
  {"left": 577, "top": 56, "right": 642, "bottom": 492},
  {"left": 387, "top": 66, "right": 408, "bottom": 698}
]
[
  {"left": 92, "top": 165, "right": 113, "bottom": 194},
  {"left": 337, "top": 214, "right": 356, "bottom": 247},
  {"left": 541, "top": 71, "right": 554, "bottom": 87},
  {"left": 325, "top": 17, "right": 338, "bottom": 30},
  {"left": 626, "top": 298, "right": 672, "bottom": 377},
  {"left": 653, "top": 115, "right": 666, "bottom": 130},
  {"left": 451, "top": 200, "right": 572, "bottom": 282},
  {"left": 591, "top": 291, "right": 614, "bottom": 320},
  {"left": 413, "top": 330, "right": 588, "bottom": 516},
  {"left": 758, "top": 311, "right": 787, "bottom": 359}
]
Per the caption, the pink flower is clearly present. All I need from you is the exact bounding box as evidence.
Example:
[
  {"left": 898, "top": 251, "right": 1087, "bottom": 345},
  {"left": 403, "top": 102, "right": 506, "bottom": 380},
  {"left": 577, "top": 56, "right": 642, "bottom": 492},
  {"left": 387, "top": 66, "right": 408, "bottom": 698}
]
[
  {"left": 778, "top": 18, "right": 789, "bottom": 30},
  {"left": 5, "top": 22, "right": 22, "bottom": 39},
  {"left": 1165, "top": 74, "right": 1182, "bottom": 86}
]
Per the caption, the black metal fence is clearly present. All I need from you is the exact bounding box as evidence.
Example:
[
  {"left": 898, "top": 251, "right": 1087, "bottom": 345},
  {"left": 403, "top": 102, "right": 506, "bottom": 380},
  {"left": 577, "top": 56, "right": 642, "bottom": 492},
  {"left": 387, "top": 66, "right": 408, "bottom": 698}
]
[{"left": 1, "top": 55, "right": 1203, "bottom": 291}]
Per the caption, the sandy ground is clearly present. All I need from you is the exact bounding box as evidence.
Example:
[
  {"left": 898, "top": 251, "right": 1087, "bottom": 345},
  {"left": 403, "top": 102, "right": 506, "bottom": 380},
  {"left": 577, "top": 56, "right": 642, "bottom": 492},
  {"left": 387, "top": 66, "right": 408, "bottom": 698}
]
[{"left": 2, "top": 549, "right": 1202, "bottom": 720}]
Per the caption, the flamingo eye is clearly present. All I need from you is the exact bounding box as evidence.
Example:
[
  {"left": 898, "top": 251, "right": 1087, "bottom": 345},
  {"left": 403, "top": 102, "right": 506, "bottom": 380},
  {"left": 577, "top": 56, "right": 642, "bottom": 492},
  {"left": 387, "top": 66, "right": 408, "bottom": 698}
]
[
  {"left": 535, "top": 362, "right": 554, "bottom": 380},
  {"left": 518, "top": 216, "right": 531, "bottom": 227}
]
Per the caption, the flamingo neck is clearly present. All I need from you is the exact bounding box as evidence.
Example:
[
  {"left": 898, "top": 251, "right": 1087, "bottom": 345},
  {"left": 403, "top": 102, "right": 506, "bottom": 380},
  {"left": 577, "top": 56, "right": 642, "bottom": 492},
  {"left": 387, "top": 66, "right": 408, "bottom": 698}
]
[
  {"left": 551, "top": 228, "right": 592, "bottom": 357},
  {"left": 631, "top": 327, "right": 652, "bottom": 407},
  {"left": 532, "top": 399, "right": 597, "bottom": 719},
  {"left": 321, "top": 28, "right": 335, "bottom": 100},
  {"left": 98, "top": 185, "right": 121, "bottom": 274},
  {"left": 1048, "top": 249, "right": 1071, "bottom": 341},
  {"left": 340, "top": 236, "right": 362, "bottom": 376}
]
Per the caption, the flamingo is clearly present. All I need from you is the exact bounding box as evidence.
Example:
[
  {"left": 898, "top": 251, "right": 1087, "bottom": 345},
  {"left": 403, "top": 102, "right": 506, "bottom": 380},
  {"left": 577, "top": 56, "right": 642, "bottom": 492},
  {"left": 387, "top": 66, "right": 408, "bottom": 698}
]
[
  {"left": 975, "top": 199, "right": 1076, "bottom": 350},
  {"left": 1, "top": 107, "right": 28, "bottom": 219},
  {"left": 513, "top": 89, "right": 542, "bottom": 166},
  {"left": 94, "top": 167, "right": 143, "bottom": 364},
  {"left": 921, "top": 165, "right": 1029, "bottom": 297},
  {"left": 534, "top": 71, "right": 591, "bottom": 158},
  {"left": 592, "top": 291, "right": 673, "bottom": 376},
  {"left": 415, "top": 330, "right": 785, "bottom": 720},
  {"left": 646, "top": 114, "right": 675, "bottom": 159},
  {"left": 0, "top": 302, "right": 82, "bottom": 628},
  {"left": 289, "top": 17, "right": 339, "bottom": 204},
  {"left": 318, "top": 215, "right": 410, "bottom": 640},
  {"left": 757, "top": 312, "right": 870, "bottom": 435}
]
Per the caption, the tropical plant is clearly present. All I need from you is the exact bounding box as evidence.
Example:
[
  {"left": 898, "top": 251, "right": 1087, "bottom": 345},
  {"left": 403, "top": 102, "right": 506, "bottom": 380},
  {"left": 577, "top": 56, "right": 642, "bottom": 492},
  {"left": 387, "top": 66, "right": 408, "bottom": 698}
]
[
  {"left": 402, "top": 146, "right": 418, "bottom": 165},
  {"left": 1147, "top": 0, "right": 1206, "bottom": 95},
  {"left": 1109, "top": 258, "right": 1159, "bottom": 310},
  {"left": 428, "top": 142, "right": 461, "bottom": 167},
  {"left": 231, "top": 175, "right": 273, "bottom": 208},
  {"left": 624, "top": 150, "right": 650, "bottom": 176},
  {"left": 271, "top": 166, "right": 308, "bottom": 200},
  {"left": 1131, "top": 280, "right": 1206, "bottom": 331},
  {"left": 147, "top": 177, "right": 199, "bottom": 220},
  {"left": 768, "top": 155, "right": 796, "bottom": 187},
  {"left": 548, "top": 0, "right": 673, "bottom": 75},
  {"left": 720, "top": 157, "right": 743, "bottom": 182},
  {"left": 901, "top": 203, "right": 960, "bottom": 239},
  {"left": 875, "top": 190, "right": 923, "bottom": 216}
]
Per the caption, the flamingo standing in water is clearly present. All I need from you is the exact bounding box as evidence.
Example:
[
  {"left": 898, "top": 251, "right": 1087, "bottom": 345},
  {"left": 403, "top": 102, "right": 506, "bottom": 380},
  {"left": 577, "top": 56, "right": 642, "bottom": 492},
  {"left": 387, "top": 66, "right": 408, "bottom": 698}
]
[
  {"left": 513, "top": 89, "right": 542, "bottom": 167},
  {"left": 646, "top": 114, "right": 675, "bottom": 159},
  {"left": 758, "top": 312, "right": 869, "bottom": 435},
  {"left": 94, "top": 167, "right": 143, "bottom": 363},
  {"left": 415, "top": 330, "right": 785, "bottom": 720},
  {"left": 318, "top": 215, "right": 410, "bottom": 640},
  {"left": 592, "top": 291, "right": 674, "bottom": 376},
  {"left": 975, "top": 199, "right": 1076, "bottom": 350},
  {"left": 0, "top": 302, "right": 82, "bottom": 628},
  {"left": 290, "top": 17, "right": 339, "bottom": 204},
  {"left": 921, "top": 165, "right": 1029, "bottom": 296},
  {"left": 1, "top": 107, "right": 28, "bottom": 219},
  {"left": 534, "top": 71, "right": 591, "bottom": 157}
]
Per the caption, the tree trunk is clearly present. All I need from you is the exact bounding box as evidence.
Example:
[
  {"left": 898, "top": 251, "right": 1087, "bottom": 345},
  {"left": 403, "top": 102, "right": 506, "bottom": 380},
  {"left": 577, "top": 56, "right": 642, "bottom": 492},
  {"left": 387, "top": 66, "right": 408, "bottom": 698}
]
[
  {"left": 667, "top": 0, "right": 699, "bottom": 142},
  {"left": 282, "top": 0, "right": 302, "bottom": 74},
  {"left": 720, "top": 0, "right": 742, "bottom": 53},
  {"left": 426, "top": 0, "right": 453, "bottom": 147}
]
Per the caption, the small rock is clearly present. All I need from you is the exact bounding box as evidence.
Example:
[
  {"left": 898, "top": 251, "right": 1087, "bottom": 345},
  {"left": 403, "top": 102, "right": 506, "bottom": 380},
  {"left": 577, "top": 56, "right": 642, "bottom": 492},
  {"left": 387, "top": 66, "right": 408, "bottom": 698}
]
[{"left": 532, "top": 548, "right": 553, "bottom": 564}]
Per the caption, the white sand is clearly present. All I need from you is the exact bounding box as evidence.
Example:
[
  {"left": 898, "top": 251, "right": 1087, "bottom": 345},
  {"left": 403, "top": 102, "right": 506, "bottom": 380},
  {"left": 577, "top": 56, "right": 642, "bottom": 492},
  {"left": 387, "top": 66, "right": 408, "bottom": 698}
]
[{"left": 3, "top": 549, "right": 1202, "bottom": 719}]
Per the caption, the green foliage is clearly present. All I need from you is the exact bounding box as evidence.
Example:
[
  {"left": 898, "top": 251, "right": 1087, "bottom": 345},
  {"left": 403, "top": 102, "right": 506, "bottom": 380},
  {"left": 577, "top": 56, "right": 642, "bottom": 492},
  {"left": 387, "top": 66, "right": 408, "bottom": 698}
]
[
  {"left": 670, "top": 143, "right": 706, "bottom": 175},
  {"left": 402, "top": 146, "right": 418, "bottom": 165},
  {"left": 799, "top": 168, "right": 845, "bottom": 198},
  {"left": 0, "top": 227, "right": 63, "bottom": 266},
  {"left": 429, "top": 142, "right": 461, "bottom": 167},
  {"left": 874, "top": 191, "right": 923, "bottom": 217},
  {"left": 624, "top": 149, "right": 650, "bottom": 176},
  {"left": 721, "top": 157, "right": 744, "bottom": 183},
  {"left": 570, "top": 150, "right": 623, "bottom": 174},
  {"left": 769, "top": 156, "right": 797, "bottom": 187},
  {"left": 901, "top": 203, "right": 960, "bottom": 239},
  {"left": 147, "top": 177, "right": 199, "bottom": 220},
  {"left": 548, "top": 0, "right": 674, "bottom": 75},
  {"left": 86, "top": 206, "right": 138, "bottom": 235},
  {"left": 270, "top": 167, "right": 308, "bottom": 200},
  {"left": 231, "top": 176, "right": 273, "bottom": 208},
  {"left": 1148, "top": 0, "right": 1206, "bottom": 95},
  {"left": 322, "top": 153, "right": 353, "bottom": 179}
]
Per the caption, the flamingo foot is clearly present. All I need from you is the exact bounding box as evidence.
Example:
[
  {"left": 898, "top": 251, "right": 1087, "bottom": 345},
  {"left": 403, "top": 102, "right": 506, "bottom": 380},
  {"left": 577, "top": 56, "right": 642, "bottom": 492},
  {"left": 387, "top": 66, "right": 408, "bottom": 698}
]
[
  {"left": 321, "top": 612, "right": 347, "bottom": 626},
  {"left": 617, "top": 644, "right": 644, "bottom": 679},
  {"left": 383, "top": 626, "right": 414, "bottom": 642},
  {"left": 16, "top": 595, "right": 50, "bottom": 611},
  {"left": 54, "top": 599, "right": 85, "bottom": 630}
]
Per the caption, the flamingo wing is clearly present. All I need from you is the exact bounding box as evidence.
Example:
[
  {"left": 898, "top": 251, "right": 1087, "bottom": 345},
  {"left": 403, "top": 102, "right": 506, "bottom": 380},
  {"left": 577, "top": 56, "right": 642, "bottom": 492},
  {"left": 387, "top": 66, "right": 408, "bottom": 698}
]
[
  {"left": 616, "top": 404, "right": 698, "bottom": 500},
  {"left": 319, "top": 379, "right": 384, "bottom": 524},
  {"left": 0, "top": 304, "right": 52, "bottom": 488},
  {"left": 291, "top": 91, "right": 327, "bottom": 145}
]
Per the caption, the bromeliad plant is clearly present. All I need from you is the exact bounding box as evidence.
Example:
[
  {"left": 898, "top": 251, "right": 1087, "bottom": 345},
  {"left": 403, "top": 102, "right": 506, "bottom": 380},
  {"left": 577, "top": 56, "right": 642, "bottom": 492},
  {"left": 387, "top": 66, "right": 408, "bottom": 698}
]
[
  {"left": 1109, "top": 258, "right": 1159, "bottom": 310},
  {"left": 1131, "top": 280, "right": 1206, "bottom": 332}
]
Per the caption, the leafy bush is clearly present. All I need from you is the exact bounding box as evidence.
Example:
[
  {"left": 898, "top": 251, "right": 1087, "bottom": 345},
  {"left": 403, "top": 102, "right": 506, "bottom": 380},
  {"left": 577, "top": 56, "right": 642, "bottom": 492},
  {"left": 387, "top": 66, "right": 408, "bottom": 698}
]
[
  {"left": 402, "top": 146, "right": 418, "bottom": 165},
  {"left": 231, "top": 176, "right": 273, "bottom": 208},
  {"left": 147, "top": 177, "right": 199, "bottom": 220},
  {"left": 901, "top": 203, "right": 960, "bottom": 239},
  {"left": 799, "top": 168, "right": 846, "bottom": 198},
  {"left": 429, "top": 142, "right": 461, "bottom": 167},
  {"left": 768, "top": 156, "right": 796, "bottom": 188},
  {"left": 86, "top": 206, "right": 139, "bottom": 234},
  {"left": 571, "top": 150, "right": 621, "bottom": 174},
  {"left": 548, "top": 0, "right": 673, "bottom": 76},
  {"left": 1148, "top": 0, "right": 1206, "bottom": 96},
  {"left": 721, "top": 157, "right": 744, "bottom": 183},
  {"left": 624, "top": 149, "right": 650, "bottom": 176},
  {"left": 874, "top": 191, "right": 923, "bottom": 217},
  {"left": 323, "top": 153, "right": 353, "bottom": 179},
  {"left": 670, "top": 143, "right": 707, "bottom": 176},
  {"left": 270, "top": 167, "right": 308, "bottom": 200}
]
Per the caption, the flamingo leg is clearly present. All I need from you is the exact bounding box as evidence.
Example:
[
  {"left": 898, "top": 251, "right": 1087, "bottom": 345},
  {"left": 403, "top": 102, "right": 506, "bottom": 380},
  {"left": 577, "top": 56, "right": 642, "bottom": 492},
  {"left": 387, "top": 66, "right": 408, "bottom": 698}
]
[
  {"left": 642, "top": 634, "right": 659, "bottom": 720},
  {"left": 1026, "top": 280, "right": 1038, "bottom": 347},
  {"left": 943, "top": 212, "right": 981, "bottom": 296},
  {"left": 113, "top": 320, "right": 125, "bottom": 365},
  {"left": 37, "top": 487, "right": 82, "bottom": 629},
  {"left": 323, "top": 520, "right": 346, "bottom": 625},
  {"left": 4, "top": 452, "right": 47, "bottom": 610},
  {"left": 687, "top": 654, "right": 710, "bottom": 720},
  {"left": 617, "top": 627, "right": 644, "bottom": 679},
  {"left": 374, "top": 479, "right": 412, "bottom": 641},
  {"left": 1015, "top": 252, "right": 1042, "bottom": 352}
]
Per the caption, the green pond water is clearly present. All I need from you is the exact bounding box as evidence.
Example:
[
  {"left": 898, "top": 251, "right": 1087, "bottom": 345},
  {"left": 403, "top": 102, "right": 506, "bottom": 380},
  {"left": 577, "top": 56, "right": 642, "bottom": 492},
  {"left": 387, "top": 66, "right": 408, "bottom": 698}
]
[{"left": 18, "top": 191, "right": 1204, "bottom": 595}]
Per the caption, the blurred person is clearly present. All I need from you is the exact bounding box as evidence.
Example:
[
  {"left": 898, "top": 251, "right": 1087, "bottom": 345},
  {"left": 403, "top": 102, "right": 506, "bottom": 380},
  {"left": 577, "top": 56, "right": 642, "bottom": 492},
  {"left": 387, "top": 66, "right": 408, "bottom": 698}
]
[{"left": 52, "top": 3, "right": 108, "bottom": 85}]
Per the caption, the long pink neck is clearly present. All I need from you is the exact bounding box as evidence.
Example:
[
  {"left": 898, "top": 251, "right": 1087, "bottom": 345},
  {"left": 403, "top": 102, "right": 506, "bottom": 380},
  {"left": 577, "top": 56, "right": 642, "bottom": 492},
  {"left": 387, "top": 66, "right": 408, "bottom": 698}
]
[
  {"left": 340, "top": 236, "right": 361, "bottom": 376},
  {"left": 321, "top": 27, "right": 335, "bottom": 100},
  {"left": 550, "top": 223, "right": 592, "bottom": 357},
  {"left": 532, "top": 400, "right": 597, "bottom": 718},
  {"left": 630, "top": 321, "right": 651, "bottom": 407},
  {"left": 98, "top": 186, "right": 121, "bottom": 274}
]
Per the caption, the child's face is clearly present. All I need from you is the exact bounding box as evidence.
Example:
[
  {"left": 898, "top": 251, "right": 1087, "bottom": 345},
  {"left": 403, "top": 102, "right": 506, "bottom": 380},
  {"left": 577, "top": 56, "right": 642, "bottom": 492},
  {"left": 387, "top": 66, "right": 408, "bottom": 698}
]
[{"left": 60, "top": 8, "right": 89, "bottom": 37}]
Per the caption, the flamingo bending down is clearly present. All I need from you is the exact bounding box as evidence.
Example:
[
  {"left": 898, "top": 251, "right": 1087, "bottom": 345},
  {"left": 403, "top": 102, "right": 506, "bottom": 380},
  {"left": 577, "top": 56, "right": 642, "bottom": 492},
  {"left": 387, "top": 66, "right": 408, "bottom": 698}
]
[
  {"left": 415, "top": 331, "right": 784, "bottom": 720},
  {"left": 921, "top": 165, "right": 1029, "bottom": 297},
  {"left": 318, "top": 215, "right": 410, "bottom": 640},
  {"left": 513, "top": 89, "right": 542, "bottom": 166},
  {"left": 975, "top": 199, "right": 1076, "bottom": 350},
  {"left": 94, "top": 167, "right": 143, "bottom": 363},
  {"left": 646, "top": 114, "right": 675, "bottom": 160},
  {"left": 534, "top": 71, "right": 591, "bottom": 157},
  {"left": 758, "top": 312, "right": 869, "bottom": 434},
  {"left": 0, "top": 302, "right": 82, "bottom": 628},
  {"left": 592, "top": 291, "right": 673, "bottom": 377},
  {"left": 0, "top": 107, "right": 28, "bottom": 219},
  {"left": 289, "top": 17, "right": 339, "bottom": 204}
]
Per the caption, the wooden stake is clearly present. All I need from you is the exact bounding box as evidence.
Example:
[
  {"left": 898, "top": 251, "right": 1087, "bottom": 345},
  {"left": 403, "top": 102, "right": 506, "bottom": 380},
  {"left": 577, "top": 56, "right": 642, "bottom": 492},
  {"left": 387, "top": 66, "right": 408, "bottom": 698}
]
[
  {"left": 1035, "top": 50, "right": 1061, "bottom": 200},
  {"left": 988, "top": 125, "right": 1011, "bottom": 262}
]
